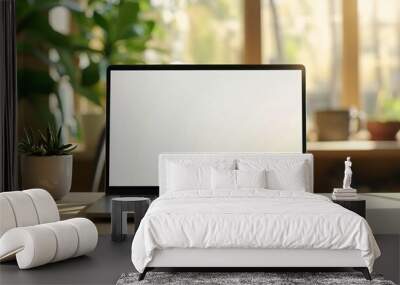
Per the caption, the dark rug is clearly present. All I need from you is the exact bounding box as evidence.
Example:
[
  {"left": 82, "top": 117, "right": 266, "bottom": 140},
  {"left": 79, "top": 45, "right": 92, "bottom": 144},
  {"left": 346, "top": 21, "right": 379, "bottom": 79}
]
[{"left": 116, "top": 272, "right": 396, "bottom": 285}]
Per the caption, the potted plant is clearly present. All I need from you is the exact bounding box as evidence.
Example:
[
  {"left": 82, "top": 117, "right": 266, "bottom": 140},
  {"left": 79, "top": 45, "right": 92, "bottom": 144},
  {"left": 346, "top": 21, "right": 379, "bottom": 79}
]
[
  {"left": 367, "top": 94, "right": 400, "bottom": 141},
  {"left": 18, "top": 126, "right": 77, "bottom": 200}
]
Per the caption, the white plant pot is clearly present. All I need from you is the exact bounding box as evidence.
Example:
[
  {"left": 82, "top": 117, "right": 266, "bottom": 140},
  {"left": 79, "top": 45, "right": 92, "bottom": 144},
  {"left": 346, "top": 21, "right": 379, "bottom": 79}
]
[{"left": 21, "top": 155, "right": 73, "bottom": 200}]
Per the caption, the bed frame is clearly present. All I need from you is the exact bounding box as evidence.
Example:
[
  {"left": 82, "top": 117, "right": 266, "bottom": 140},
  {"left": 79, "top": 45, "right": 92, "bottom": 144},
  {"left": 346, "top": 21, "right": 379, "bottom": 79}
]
[
  {"left": 138, "top": 153, "right": 371, "bottom": 280},
  {"left": 141, "top": 248, "right": 370, "bottom": 280}
]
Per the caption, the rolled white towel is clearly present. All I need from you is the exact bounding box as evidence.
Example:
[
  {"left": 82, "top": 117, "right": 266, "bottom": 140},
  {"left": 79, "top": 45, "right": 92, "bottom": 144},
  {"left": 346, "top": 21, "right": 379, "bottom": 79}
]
[
  {"left": 23, "top": 189, "right": 60, "bottom": 224},
  {"left": 0, "top": 189, "right": 59, "bottom": 239},
  {"left": 0, "top": 196, "right": 17, "bottom": 237},
  {"left": 42, "top": 221, "right": 79, "bottom": 262},
  {"left": 0, "top": 191, "right": 39, "bottom": 227},
  {"left": 0, "top": 218, "right": 98, "bottom": 269},
  {"left": 0, "top": 226, "right": 57, "bottom": 268},
  {"left": 65, "top": 218, "right": 98, "bottom": 257}
]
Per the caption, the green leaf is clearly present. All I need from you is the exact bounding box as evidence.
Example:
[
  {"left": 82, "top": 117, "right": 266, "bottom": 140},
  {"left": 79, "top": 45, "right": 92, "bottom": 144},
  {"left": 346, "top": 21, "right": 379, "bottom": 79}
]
[
  {"left": 16, "top": 0, "right": 31, "bottom": 23},
  {"left": 78, "top": 86, "right": 103, "bottom": 106},
  {"left": 26, "top": 0, "right": 82, "bottom": 12},
  {"left": 117, "top": 24, "right": 140, "bottom": 40},
  {"left": 26, "top": 129, "right": 32, "bottom": 144},
  {"left": 17, "top": 0, "right": 83, "bottom": 30},
  {"left": 57, "top": 49, "right": 79, "bottom": 88},
  {"left": 123, "top": 38, "right": 147, "bottom": 51},
  {"left": 116, "top": 19, "right": 155, "bottom": 42},
  {"left": 59, "top": 143, "right": 73, "bottom": 149},
  {"left": 46, "top": 125, "right": 54, "bottom": 150},
  {"left": 58, "top": 0, "right": 83, "bottom": 12},
  {"left": 70, "top": 9, "right": 93, "bottom": 37},
  {"left": 62, "top": 144, "right": 77, "bottom": 154},
  {"left": 81, "top": 61, "right": 100, "bottom": 86},
  {"left": 38, "top": 130, "right": 48, "bottom": 146},
  {"left": 17, "top": 69, "right": 56, "bottom": 98},
  {"left": 144, "top": 20, "right": 155, "bottom": 34},
  {"left": 116, "top": 1, "right": 139, "bottom": 41},
  {"left": 18, "top": 11, "right": 71, "bottom": 48},
  {"left": 93, "top": 11, "right": 109, "bottom": 32},
  {"left": 57, "top": 127, "right": 62, "bottom": 146}
]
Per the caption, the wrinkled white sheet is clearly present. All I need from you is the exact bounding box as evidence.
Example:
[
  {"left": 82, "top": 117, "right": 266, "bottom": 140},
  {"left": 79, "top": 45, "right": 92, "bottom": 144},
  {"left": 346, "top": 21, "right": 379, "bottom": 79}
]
[{"left": 131, "top": 189, "right": 380, "bottom": 272}]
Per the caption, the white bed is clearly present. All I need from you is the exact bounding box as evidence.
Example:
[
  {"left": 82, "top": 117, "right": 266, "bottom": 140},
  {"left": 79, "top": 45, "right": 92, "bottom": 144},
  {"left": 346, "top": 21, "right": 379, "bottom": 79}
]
[{"left": 131, "top": 153, "right": 380, "bottom": 280}]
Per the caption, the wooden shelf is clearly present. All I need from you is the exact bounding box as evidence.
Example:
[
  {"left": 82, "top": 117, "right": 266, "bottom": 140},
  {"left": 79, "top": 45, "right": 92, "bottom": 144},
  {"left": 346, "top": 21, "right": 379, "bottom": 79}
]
[{"left": 308, "top": 140, "right": 400, "bottom": 152}]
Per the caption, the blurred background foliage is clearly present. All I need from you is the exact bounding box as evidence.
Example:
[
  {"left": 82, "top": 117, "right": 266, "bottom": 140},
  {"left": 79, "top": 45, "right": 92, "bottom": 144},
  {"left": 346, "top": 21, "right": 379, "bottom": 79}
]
[
  {"left": 15, "top": 0, "right": 400, "bottom": 193},
  {"left": 17, "top": 0, "right": 158, "bottom": 138}
]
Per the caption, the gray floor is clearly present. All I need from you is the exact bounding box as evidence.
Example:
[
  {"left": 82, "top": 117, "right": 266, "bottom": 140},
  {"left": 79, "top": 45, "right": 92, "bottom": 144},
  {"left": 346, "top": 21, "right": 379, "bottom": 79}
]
[
  {"left": 1, "top": 234, "right": 398, "bottom": 285},
  {"left": 0, "top": 235, "right": 134, "bottom": 285}
]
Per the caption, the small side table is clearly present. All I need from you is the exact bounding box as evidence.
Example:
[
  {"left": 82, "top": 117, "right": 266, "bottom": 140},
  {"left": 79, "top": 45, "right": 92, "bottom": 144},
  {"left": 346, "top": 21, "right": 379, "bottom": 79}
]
[
  {"left": 332, "top": 199, "right": 366, "bottom": 218},
  {"left": 111, "top": 197, "right": 150, "bottom": 242}
]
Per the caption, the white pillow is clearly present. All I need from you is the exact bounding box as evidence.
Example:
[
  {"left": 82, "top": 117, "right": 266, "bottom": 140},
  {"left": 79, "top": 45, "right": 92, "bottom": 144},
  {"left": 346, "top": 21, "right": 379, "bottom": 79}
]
[
  {"left": 211, "top": 169, "right": 236, "bottom": 190},
  {"left": 211, "top": 169, "right": 267, "bottom": 190},
  {"left": 168, "top": 163, "right": 209, "bottom": 191},
  {"left": 237, "top": 169, "right": 267, "bottom": 188},
  {"left": 167, "top": 159, "right": 235, "bottom": 191},
  {"left": 237, "top": 159, "right": 308, "bottom": 191}
]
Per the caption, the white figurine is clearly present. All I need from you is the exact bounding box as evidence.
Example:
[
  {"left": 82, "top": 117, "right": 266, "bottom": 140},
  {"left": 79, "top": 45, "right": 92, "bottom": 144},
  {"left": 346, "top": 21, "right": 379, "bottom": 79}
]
[{"left": 342, "top": 157, "right": 352, "bottom": 189}]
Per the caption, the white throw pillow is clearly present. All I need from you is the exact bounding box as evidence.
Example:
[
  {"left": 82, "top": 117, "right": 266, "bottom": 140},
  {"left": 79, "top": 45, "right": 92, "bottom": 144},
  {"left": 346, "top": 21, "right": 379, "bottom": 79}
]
[
  {"left": 167, "top": 159, "right": 235, "bottom": 191},
  {"left": 237, "top": 159, "right": 308, "bottom": 191},
  {"left": 211, "top": 169, "right": 267, "bottom": 190},
  {"left": 168, "top": 163, "right": 209, "bottom": 190},
  {"left": 237, "top": 169, "right": 267, "bottom": 188},
  {"left": 211, "top": 169, "right": 236, "bottom": 190}
]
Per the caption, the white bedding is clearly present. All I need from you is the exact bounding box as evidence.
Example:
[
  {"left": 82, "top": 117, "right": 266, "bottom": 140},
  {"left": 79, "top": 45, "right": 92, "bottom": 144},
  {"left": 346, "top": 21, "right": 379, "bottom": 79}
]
[{"left": 131, "top": 190, "right": 380, "bottom": 273}]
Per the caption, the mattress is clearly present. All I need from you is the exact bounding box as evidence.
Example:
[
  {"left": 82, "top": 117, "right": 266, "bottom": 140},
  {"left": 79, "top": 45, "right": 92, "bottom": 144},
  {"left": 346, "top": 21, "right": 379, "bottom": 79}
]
[{"left": 131, "top": 189, "right": 380, "bottom": 273}]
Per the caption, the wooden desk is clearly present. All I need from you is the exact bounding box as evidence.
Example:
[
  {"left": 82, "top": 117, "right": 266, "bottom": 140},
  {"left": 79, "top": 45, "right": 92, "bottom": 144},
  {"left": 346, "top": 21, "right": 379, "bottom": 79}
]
[
  {"left": 56, "top": 192, "right": 105, "bottom": 219},
  {"left": 308, "top": 140, "right": 400, "bottom": 152}
]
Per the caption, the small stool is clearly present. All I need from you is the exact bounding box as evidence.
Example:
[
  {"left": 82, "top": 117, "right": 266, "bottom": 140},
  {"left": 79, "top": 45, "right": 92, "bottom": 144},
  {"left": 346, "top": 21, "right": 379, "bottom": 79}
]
[{"left": 111, "top": 197, "right": 150, "bottom": 242}]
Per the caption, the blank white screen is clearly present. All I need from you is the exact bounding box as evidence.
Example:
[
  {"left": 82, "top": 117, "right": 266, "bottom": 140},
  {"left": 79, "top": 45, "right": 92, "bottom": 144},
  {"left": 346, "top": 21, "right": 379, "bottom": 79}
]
[{"left": 109, "top": 69, "right": 303, "bottom": 187}]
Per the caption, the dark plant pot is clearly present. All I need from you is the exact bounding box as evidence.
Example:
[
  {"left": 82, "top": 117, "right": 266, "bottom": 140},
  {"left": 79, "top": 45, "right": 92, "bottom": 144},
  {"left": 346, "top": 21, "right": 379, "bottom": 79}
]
[
  {"left": 21, "top": 155, "right": 73, "bottom": 200},
  {"left": 367, "top": 121, "right": 400, "bottom": 141},
  {"left": 315, "top": 110, "right": 350, "bottom": 141}
]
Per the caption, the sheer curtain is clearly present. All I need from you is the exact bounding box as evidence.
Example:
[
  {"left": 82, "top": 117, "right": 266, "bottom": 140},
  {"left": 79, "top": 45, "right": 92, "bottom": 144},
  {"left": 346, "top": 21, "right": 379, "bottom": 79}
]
[{"left": 0, "top": 0, "right": 18, "bottom": 192}]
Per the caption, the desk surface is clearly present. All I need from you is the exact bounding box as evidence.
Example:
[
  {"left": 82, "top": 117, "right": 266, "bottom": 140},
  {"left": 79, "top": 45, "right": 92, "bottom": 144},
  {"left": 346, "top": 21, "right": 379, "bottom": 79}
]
[
  {"left": 320, "top": 193, "right": 400, "bottom": 208},
  {"left": 308, "top": 140, "right": 400, "bottom": 151},
  {"left": 56, "top": 192, "right": 105, "bottom": 219}
]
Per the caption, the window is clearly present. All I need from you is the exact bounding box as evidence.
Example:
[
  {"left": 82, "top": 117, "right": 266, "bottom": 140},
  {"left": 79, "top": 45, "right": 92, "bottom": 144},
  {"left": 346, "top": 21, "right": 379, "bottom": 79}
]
[
  {"left": 262, "top": 0, "right": 342, "bottom": 113},
  {"left": 150, "top": 0, "right": 243, "bottom": 64},
  {"left": 359, "top": 0, "right": 400, "bottom": 115}
]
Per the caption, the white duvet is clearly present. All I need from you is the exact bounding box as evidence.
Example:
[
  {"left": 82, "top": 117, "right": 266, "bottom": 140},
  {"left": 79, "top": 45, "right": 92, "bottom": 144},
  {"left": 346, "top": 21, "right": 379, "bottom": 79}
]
[{"left": 131, "top": 190, "right": 380, "bottom": 273}]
